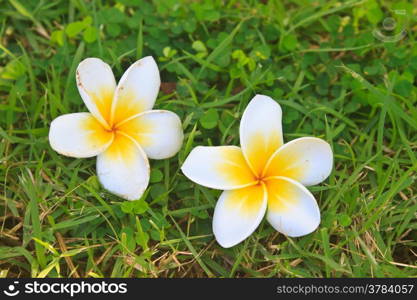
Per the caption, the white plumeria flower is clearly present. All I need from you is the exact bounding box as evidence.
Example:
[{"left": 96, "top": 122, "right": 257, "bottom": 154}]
[
  {"left": 49, "top": 57, "right": 183, "bottom": 200},
  {"left": 182, "top": 95, "right": 333, "bottom": 248}
]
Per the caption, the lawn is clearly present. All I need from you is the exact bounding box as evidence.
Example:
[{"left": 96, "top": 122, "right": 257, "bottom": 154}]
[{"left": 0, "top": 0, "right": 416, "bottom": 278}]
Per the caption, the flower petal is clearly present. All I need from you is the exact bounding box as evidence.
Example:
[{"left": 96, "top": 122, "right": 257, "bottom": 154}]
[
  {"left": 181, "top": 146, "right": 256, "bottom": 190},
  {"left": 111, "top": 56, "right": 160, "bottom": 125},
  {"left": 265, "top": 176, "right": 320, "bottom": 237},
  {"left": 97, "top": 132, "right": 150, "bottom": 200},
  {"left": 49, "top": 113, "right": 113, "bottom": 158},
  {"left": 76, "top": 58, "right": 116, "bottom": 128},
  {"left": 117, "top": 110, "right": 183, "bottom": 159},
  {"left": 264, "top": 137, "right": 333, "bottom": 186},
  {"left": 213, "top": 184, "right": 267, "bottom": 248},
  {"left": 240, "top": 94, "right": 283, "bottom": 176}
]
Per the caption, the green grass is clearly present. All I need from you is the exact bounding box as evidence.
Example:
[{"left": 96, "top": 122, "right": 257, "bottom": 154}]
[{"left": 1, "top": 0, "right": 416, "bottom": 278}]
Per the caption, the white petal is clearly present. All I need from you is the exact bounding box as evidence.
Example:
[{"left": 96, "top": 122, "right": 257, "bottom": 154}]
[
  {"left": 181, "top": 146, "right": 256, "bottom": 190},
  {"left": 264, "top": 137, "right": 333, "bottom": 186},
  {"left": 97, "top": 133, "right": 150, "bottom": 200},
  {"left": 240, "top": 94, "right": 283, "bottom": 176},
  {"left": 111, "top": 56, "right": 161, "bottom": 125},
  {"left": 117, "top": 110, "right": 183, "bottom": 159},
  {"left": 76, "top": 58, "right": 116, "bottom": 128},
  {"left": 213, "top": 184, "right": 267, "bottom": 248},
  {"left": 265, "top": 177, "right": 320, "bottom": 237},
  {"left": 49, "top": 113, "right": 113, "bottom": 158}
]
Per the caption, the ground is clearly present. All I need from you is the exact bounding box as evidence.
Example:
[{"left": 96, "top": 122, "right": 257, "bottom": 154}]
[{"left": 0, "top": 0, "right": 416, "bottom": 278}]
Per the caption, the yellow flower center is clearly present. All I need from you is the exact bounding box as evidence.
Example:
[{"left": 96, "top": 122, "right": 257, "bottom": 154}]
[
  {"left": 104, "top": 123, "right": 120, "bottom": 134},
  {"left": 248, "top": 160, "right": 275, "bottom": 187}
]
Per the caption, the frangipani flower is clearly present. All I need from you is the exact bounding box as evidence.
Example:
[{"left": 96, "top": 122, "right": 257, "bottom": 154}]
[
  {"left": 49, "top": 57, "right": 183, "bottom": 200},
  {"left": 181, "top": 95, "right": 333, "bottom": 248}
]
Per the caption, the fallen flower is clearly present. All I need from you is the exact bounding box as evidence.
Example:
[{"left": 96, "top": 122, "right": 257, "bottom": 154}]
[
  {"left": 181, "top": 94, "right": 333, "bottom": 248},
  {"left": 49, "top": 57, "right": 183, "bottom": 200}
]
